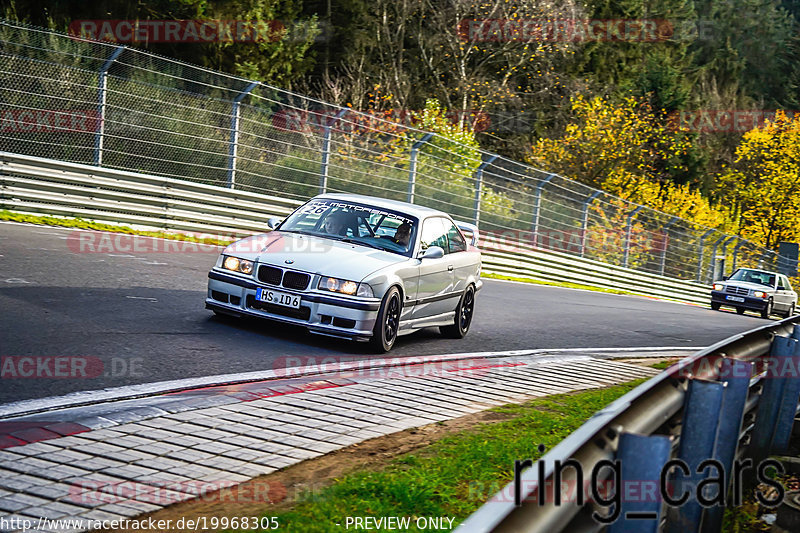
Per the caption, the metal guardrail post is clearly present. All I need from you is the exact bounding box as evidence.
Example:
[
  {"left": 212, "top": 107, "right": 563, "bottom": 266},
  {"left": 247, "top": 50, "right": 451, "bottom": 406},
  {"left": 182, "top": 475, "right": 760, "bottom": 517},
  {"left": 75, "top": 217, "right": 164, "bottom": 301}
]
[
  {"left": 473, "top": 155, "right": 498, "bottom": 226},
  {"left": 580, "top": 191, "right": 602, "bottom": 257},
  {"left": 665, "top": 379, "right": 725, "bottom": 533},
  {"left": 607, "top": 433, "right": 672, "bottom": 533},
  {"left": 319, "top": 109, "right": 348, "bottom": 194},
  {"left": 773, "top": 326, "right": 800, "bottom": 453},
  {"left": 702, "top": 358, "right": 753, "bottom": 533},
  {"left": 696, "top": 230, "right": 715, "bottom": 283},
  {"left": 659, "top": 217, "right": 680, "bottom": 276},
  {"left": 750, "top": 332, "right": 800, "bottom": 461},
  {"left": 623, "top": 206, "right": 644, "bottom": 269},
  {"left": 226, "top": 81, "right": 259, "bottom": 189},
  {"left": 531, "top": 174, "right": 555, "bottom": 247},
  {"left": 93, "top": 45, "right": 125, "bottom": 166},
  {"left": 407, "top": 133, "right": 433, "bottom": 203}
]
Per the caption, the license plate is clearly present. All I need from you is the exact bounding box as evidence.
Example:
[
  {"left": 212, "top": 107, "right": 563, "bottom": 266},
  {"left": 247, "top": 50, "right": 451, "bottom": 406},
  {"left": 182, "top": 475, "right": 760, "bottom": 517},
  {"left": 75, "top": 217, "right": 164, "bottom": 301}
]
[
  {"left": 726, "top": 296, "right": 745, "bottom": 302},
  {"left": 256, "top": 287, "right": 301, "bottom": 309}
]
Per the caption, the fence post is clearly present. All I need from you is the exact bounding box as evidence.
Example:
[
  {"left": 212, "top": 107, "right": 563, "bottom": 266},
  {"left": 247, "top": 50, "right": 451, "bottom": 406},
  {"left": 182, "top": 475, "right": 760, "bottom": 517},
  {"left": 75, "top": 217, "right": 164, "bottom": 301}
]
[
  {"left": 659, "top": 217, "right": 680, "bottom": 276},
  {"left": 623, "top": 206, "right": 644, "bottom": 268},
  {"left": 227, "top": 81, "right": 258, "bottom": 189},
  {"left": 732, "top": 240, "right": 744, "bottom": 272},
  {"left": 473, "top": 154, "right": 498, "bottom": 226},
  {"left": 319, "top": 109, "right": 348, "bottom": 194},
  {"left": 707, "top": 236, "right": 727, "bottom": 282},
  {"left": 93, "top": 45, "right": 125, "bottom": 166},
  {"left": 580, "top": 191, "right": 602, "bottom": 257},
  {"left": 531, "top": 174, "right": 555, "bottom": 247},
  {"left": 696, "top": 230, "right": 715, "bottom": 283},
  {"left": 407, "top": 133, "right": 433, "bottom": 203}
]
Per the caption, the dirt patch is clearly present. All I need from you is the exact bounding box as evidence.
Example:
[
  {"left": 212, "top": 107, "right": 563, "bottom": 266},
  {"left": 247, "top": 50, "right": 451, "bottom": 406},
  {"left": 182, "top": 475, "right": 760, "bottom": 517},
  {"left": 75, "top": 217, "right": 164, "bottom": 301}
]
[
  {"left": 616, "top": 357, "right": 679, "bottom": 368},
  {"left": 100, "top": 408, "right": 514, "bottom": 532}
]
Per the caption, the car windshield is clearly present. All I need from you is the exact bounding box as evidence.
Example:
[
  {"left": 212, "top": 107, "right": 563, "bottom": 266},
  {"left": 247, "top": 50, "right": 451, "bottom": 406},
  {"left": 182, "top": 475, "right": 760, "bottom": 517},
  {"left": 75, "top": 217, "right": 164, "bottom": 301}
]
[
  {"left": 278, "top": 199, "right": 418, "bottom": 256},
  {"left": 728, "top": 269, "right": 777, "bottom": 287}
]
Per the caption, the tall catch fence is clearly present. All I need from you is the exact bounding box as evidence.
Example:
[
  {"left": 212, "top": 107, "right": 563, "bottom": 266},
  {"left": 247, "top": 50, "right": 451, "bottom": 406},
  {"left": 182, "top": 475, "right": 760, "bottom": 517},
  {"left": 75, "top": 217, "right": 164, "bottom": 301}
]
[{"left": 0, "top": 19, "right": 785, "bottom": 283}]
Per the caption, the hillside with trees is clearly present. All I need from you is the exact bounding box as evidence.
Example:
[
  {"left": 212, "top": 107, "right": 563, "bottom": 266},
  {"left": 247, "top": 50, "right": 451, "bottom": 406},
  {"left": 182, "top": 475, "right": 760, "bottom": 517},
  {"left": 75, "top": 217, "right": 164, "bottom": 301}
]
[{"left": 3, "top": 0, "right": 800, "bottom": 249}]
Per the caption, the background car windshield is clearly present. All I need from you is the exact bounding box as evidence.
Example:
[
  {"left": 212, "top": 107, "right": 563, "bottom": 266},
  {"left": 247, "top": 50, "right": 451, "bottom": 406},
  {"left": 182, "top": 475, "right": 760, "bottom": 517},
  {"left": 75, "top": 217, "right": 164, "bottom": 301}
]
[
  {"left": 729, "top": 269, "right": 777, "bottom": 287},
  {"left": 279, "top": 199, "right": 418, "bottom": 256}
]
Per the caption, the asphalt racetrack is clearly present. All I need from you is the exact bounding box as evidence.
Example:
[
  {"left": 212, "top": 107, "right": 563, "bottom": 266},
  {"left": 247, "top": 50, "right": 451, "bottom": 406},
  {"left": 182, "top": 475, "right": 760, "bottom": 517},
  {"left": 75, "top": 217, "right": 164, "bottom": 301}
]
[{"left": 0, "top": 221, "right": 767, "bottom": 404}]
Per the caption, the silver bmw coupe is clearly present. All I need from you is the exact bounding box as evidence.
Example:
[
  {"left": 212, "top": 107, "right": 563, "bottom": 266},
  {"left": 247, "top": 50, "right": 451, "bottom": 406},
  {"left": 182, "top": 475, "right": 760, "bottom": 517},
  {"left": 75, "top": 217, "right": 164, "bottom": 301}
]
[{"left": 206, "top": 194, "right": 482, "bottom": 351}]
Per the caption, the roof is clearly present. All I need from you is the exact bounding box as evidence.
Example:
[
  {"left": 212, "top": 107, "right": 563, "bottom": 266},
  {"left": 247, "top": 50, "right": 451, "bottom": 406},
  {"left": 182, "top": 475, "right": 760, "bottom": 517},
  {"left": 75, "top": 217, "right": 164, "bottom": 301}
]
[{"left": 314, "top": 193, "right": 450, "bottom": 219}]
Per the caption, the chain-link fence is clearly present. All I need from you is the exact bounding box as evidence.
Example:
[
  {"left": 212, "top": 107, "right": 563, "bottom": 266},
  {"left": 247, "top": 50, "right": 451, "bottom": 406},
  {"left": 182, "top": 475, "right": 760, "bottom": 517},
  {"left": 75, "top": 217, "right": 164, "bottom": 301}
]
[{"left": 0, "top": 19, "right": 786, "bottom": 283}]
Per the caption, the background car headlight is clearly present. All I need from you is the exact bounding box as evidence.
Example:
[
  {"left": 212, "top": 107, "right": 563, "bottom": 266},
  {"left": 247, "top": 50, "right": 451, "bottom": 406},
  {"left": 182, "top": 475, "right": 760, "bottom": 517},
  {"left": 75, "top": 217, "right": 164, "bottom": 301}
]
[
  {"left": 319, "top": 276, "right": 373, "bottom": 297},
  {"left": 713, "top": 283, "right": 724, "bottom": 291},
  {"left": 222, "top": 255, "right": 253, "bottom": 274},
  {"left": 753, "top": 291, "right": 767, "bottom": 298}
]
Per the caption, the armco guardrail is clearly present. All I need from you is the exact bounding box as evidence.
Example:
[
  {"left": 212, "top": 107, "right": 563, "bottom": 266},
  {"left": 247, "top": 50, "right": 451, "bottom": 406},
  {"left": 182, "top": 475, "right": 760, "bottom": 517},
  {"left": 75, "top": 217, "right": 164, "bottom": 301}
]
[
  {"left": 458, "top": 316, "right": 800, "bottom": 532},
  {"left": 0, "top": 151, "right": 302, "bottom": 236},
  {"left": 2, "top": 151, "right": 713, "bottom": 304}
]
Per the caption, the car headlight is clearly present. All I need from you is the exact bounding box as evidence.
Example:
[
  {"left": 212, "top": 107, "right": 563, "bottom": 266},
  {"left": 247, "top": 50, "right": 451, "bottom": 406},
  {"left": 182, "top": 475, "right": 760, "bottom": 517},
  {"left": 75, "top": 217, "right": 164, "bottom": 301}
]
[
  {"left": 753, "top": 291, "right": 767, "bottom": 298},
  {"left": 319, "top": 276, "right": 374, "bottom": 297},
  {"left": 713, "top": 283, "right": 724, "bottom": 291},
  {"left": 222, "top": 255, "right": 253, "bottom": 275}
]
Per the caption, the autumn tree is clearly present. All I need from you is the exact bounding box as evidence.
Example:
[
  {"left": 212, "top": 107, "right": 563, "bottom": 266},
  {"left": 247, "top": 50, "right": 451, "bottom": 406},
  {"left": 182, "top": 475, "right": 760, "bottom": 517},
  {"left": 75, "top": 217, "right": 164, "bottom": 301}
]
[{"left": 717, "top": 111, "right": 800, "bottom": 249}]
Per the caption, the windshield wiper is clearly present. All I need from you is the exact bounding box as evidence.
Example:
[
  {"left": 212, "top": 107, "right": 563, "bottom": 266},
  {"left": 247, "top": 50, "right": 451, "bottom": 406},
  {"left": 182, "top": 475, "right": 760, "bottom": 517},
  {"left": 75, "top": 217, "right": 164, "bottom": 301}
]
[{"left": 340, "top": 238, "right": 384, "bottom": 250}]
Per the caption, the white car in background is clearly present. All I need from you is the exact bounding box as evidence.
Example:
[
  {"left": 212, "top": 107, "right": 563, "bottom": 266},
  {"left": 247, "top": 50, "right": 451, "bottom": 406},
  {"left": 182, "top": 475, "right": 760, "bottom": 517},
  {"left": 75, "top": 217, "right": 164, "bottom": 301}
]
[
  {"left": 711, "top": 268, "right": 797, "bottom": 318},
  {"left": 206, "top": 194, "right": 482, "bottom": 351}
]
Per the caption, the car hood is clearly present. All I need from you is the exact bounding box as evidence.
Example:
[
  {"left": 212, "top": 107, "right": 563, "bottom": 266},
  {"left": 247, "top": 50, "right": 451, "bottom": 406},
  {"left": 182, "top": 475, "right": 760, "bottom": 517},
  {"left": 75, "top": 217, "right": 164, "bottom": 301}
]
[
  {"left": 723, "top": 281, "right": 775, "bottom": 292},
  {"left": 223, "top": 232, "right": 407, "bottom": 281}
]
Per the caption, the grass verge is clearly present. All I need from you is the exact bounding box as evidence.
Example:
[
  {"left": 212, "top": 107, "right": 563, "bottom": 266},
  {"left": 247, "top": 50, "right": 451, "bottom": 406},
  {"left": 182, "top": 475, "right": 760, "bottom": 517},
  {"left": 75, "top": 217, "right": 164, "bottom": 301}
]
[
  {"left": 244, "top": 379, "right": 647, "bottom": 532},
  {"left": 0, "top": 210, "right": 235, "bottom": 246},
  {"left": 482, "top": 271, "right": 633, "bottom": 296}
]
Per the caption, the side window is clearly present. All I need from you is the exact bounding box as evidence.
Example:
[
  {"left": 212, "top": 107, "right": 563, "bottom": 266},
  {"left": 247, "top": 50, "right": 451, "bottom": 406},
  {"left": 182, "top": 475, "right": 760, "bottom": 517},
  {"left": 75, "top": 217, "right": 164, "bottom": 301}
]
[
  {"left": 444, "top": 220, "right": 467, "bottom": 253},
  {"left": 420, "top": 218, "right": 448, "bottom": 252},
  {"left": 781, "top": 275, "right": 792, "bottom": 291}
]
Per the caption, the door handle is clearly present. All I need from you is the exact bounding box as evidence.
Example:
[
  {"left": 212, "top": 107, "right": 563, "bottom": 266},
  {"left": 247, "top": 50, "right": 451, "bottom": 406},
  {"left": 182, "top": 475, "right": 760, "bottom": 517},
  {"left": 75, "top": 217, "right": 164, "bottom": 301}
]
[{"left": 447, "top": 265, "right": 454, "bottom": 272}]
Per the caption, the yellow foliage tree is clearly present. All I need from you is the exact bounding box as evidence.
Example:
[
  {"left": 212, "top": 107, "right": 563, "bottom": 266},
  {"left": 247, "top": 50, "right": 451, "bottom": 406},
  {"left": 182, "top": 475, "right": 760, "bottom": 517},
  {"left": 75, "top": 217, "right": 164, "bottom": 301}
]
[
  {"left": 528, "top": 95, "right": 734, "bottom": 231},
  {"left": 718, "top": 111, "right": 800, "bottom": 249}
]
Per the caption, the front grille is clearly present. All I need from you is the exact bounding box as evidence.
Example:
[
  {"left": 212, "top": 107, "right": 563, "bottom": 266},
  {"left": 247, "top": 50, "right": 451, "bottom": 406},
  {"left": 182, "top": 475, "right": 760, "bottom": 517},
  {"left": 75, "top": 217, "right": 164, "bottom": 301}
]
[
  {"left": 258, "top": 265, "right": 282, "bottom": 285},
  {"left": 283, "top": 271, "right": 311, "bottom": 290},
  {"left": 726, "top": 287, "right": 749, "bottom": 296},
  {"left": 246, "top": 295, "right": 311, "bottom": 320}
]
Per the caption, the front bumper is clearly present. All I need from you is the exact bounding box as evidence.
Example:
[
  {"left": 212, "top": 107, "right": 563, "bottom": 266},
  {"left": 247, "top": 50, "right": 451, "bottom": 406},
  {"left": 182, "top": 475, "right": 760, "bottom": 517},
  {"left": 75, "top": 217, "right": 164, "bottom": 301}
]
[
  {"left": 711, "top": 290, "right": 769, "bottom": 311},
  {"left": 206, "top": 270, "right": 381, "bottom": 340}
]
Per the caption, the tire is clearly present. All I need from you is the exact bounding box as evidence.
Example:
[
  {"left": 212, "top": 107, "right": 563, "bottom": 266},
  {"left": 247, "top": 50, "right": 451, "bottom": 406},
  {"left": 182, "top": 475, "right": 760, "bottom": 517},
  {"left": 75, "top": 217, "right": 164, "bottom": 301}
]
[
  {"left": 711, "top": 302, "right": 721, "bottom": 311},
  {"left": 440, "top": 285, "right": 476, "bottom": 339},
  {"left": 370, "top": 287, "right": 401, "bottom": 352},
  {"left": 761, "top": 298, "right": 773, "bottom": 319},
  {"left": 785, "top": 302, "right": 796, "bottom": 318},
  {"left": 736, "top": 307, "right": 745, "bottom": 315}
]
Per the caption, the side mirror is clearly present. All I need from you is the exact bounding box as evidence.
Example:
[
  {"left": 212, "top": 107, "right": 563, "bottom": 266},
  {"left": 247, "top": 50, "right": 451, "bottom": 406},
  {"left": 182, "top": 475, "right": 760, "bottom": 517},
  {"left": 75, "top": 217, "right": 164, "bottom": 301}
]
[
  {"left": 266, "top": 217, "right": 281, "bottom": 230},
  {"left": 778, "top": 285, "right": 786, "bottom": 291},
  {"left": 419, "top": 246, "right": 445, "bottom": 259},
  {"left": 722, "top": 276, "right": 729, "bottom": 280}
]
